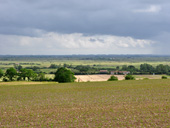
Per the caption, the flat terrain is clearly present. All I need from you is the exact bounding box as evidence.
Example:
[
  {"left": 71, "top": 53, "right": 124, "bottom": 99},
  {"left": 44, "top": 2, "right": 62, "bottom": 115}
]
[
  {"left": 0, "top": 80, "right": 170, "bottom": 127},
  {"left": 1, "top": 59, "right": 170, "bottom": 73},
  {"left": 75, "top": 75, "right": 163, "bottom": 82},
  {"left": 75, "top": 75, "right": 125, "bottom": 82},
  {"left": 0, "top": 81, "right": 55, "bottom": 86}
]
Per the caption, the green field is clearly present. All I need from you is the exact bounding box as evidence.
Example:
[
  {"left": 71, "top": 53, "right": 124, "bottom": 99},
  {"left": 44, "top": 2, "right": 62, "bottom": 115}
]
[
  {"left": 0, "top": 80, "right": 170, "bottom": 127},
  {"left": 1, "top": 60, "right": 170, "bottom": 67},
  {"left": 1, "top": 59, "right": 170, "bottom": 74}
]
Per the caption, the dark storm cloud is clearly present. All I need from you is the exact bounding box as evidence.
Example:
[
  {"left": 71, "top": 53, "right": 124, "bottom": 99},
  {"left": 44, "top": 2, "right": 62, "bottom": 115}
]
[
  {"left": 0, "top": 0, "right": 169, "bottom": 39},
  {"left": 0, "top": 0, "right": 170, "bottom": 55}
]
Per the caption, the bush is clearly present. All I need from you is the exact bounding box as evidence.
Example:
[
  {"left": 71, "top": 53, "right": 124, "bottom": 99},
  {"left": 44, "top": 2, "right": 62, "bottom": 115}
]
[
  {"left": 162, "top": 76, "right": 167, "bottom": 79},
  {"left": 108, "top": 75, "right": 118, "bottom": 81},
  {"left": 143, "top": 78, "right": 149, "bottom": 80},
  {"left": 125, "top": 75, "right": 135, "bottom": 80}
]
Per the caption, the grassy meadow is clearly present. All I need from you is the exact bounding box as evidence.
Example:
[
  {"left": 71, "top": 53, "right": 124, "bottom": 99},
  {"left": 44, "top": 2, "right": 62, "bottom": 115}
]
[{"left": 0, "top": 79, "right": 170, "bottom": 127}]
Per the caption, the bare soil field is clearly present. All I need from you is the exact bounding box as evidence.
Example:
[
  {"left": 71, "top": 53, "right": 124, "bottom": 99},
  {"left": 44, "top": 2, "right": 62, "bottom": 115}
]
[{"left": 75, "top": 75, "right": 125, "bottom": 82}]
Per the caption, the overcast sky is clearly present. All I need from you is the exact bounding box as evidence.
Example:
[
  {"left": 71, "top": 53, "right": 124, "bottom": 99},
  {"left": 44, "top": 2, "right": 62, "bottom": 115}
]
[{"left": 0, "top": 0, "right": 170, "bottom": 55}]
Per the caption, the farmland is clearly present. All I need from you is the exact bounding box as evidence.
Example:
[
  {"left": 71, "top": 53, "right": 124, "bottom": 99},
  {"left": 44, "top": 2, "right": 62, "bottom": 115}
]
[
  {"left": 75, "top": 75, "right": 165, "bottom": 82},
  {"left": 75, "top": 75, "right": 124, "bottom": 82},
  {"left": 1, "top": 79, "right": 170, "bottom": 127},
  {"left": 1, "top": 60, "right": 170, "bottom": 71},
  {"left": 2, "top": 55, "right": 170, "bottom": 74},
  {"left": 44, "top": 74, "right": 164, "bottom": 82}
]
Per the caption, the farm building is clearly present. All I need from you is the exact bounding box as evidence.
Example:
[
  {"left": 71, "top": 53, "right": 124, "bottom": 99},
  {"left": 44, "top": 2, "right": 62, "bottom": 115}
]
[{"left": 111, "top": 71, "right": 130, "bottom": 75}]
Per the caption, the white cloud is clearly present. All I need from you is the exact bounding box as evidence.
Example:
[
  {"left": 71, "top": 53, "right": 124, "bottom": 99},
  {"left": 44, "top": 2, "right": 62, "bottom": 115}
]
[
  {"left": 0, "top": 32, "right": 155, "bottom": 55},
  {"left": 46, "top": 33, "right": 154, "bottom": 49},
  {"left": 133, "top": 5, "right": 161, "bottom": 13}
]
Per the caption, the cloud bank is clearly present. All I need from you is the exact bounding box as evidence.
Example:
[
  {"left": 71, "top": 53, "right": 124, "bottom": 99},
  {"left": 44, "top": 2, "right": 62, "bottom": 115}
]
[{"left": 0, "top": 32, "right": 154, "bottom": 55}]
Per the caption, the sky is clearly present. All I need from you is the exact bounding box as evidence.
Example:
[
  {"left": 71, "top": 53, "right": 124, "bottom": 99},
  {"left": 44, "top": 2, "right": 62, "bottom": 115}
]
[{"left": 0, "top": 0, "right": 170, "bottom": 55}]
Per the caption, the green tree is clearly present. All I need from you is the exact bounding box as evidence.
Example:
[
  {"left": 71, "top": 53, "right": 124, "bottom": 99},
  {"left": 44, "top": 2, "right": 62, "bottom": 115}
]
[
  {"left": 140, "top": 63, "right": 155, "bottom": 73},
  {"left": 14, "top": 64, "right": 23, "bottom": 71},
  {"left": 127, "top": 65, "right": 137, "bottom": 74},
  {"left": 75, "top": 65, "right": 90, "bottom": 74},
  {"left": 20, "top": 68, "right": 27, "bottom": 80},
  {"left": 122, "top": 65, "right": 128, "bottom": 70},
  {"left": 32, "top": 66, "right": 40, "bottom": 71},
  {"left": 5, "top": 67, "right": 17, "bottom": 81},
  {"left": 0, "top": 69, "right": 4, "bottom": 78},
  {"left": 63, "top": 63, "right": 69, "bottom": 68},
  {"left": 108, "top": 75, "right": 118, "bottom": 81},
  {"left": 38, "top": 73, "right": 46, "bottom": 81},
  {"left": 49, "top": 64, "right": 57, "bottom": 69},
  {"left": 54, "top": 67, "right": 76, "bottom": 83},
  {"left": 26, "top": 69, "right": 36, "bottom": 81},
  {"left": 20, "top": 68, "right": 37, "bottom": 81},
  {"left": 156, "top": 64, "right": 169, "bottom": 74},
  {"left": 116, "top": 66, "right": 120, "bottom": 70}
]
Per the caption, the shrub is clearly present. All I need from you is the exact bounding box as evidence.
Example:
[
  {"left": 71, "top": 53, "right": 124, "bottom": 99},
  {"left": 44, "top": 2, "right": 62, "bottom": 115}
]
[
  {"left": 108, "top": 76, "right": 118, "bottom": 81},
  {"left": 125, "top": 75, "right": 135, "bottom": 80},
  {"left": 162, "top": 76, "right": 167, "bottom": 79},
  {"left": 143, "top": 78, "right": 149, "bottom": 80}
]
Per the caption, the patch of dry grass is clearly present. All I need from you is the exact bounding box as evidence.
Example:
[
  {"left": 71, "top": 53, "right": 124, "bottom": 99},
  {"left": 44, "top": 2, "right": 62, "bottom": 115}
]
[{"left": 0, "top": 80, "right": 170, "bottom": 127}]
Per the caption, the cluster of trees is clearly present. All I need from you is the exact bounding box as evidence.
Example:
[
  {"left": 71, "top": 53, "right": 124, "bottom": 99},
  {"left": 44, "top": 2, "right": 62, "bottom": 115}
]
[
  {"left": 49, "top": 64, "right": 97, "bottom": 75},
  {"left": 0, "top": 67, "right": 76, "bottom": 83},
  {"left": 73, "top": 65, "right": 95, "bottom": 74},
  {"left": 120, "top": 63, "right": 170, "bottom": 75},
  {"left": 49, "top": 64, "right": 73, "bottom": 69},
  {"left": 0, "top": 67, "right": 47, "bottom": 82}
]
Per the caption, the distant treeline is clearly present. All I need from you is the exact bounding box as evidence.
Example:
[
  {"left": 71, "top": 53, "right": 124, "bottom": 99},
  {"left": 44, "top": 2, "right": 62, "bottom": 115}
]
[
  {"left": 12, "top": 63, "right": 170, "bottom": 75},
  {"left": 1, "top": 55, "right": 170, "bottom": 62},
  {"left": 121, "top": 63, "right": 170, "bottom": 75}
]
